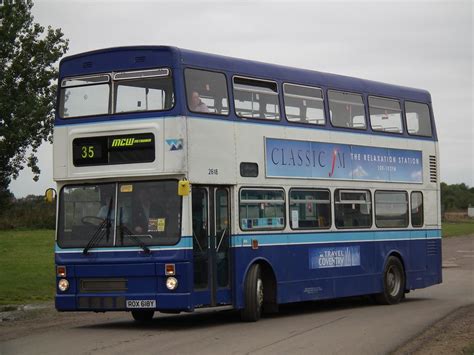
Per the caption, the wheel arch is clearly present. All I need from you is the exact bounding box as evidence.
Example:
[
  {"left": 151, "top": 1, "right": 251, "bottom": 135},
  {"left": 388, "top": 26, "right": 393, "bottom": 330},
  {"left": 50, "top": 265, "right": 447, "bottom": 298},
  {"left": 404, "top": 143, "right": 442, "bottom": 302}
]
[
  {"left": 241, "top": 257, "right": 278, "bottom": 311},
  {"left": 383, "top": 249, "right": 407, "bottom": 289}
]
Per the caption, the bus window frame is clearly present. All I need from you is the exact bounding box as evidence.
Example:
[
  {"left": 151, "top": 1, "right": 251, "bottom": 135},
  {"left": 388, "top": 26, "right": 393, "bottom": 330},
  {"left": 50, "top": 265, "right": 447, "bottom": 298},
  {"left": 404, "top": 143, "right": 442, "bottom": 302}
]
[
  {"left": 183, "top": 67, "right": 231, "bottom": 117},
  {"left": 410, "top": 191, "right": 424, "bottom": 228},
  {"left": 282, "top": 82, "right": 326, "bottom": 127},
  {"left": 368, "top": 95, "right": 404, "bottom": 135},
  {"left": 232, "top": 75, "right": 281, "bottom": 122},
  {"left": 327, "top": 89, "right": 368, "bottom": 131},
  {"left": 374, "top": 190, "right": 409, "bottom": 229},
  {"left": 59, "top": 74, "right": 112, "bottom": 119},
  {"left": 288, "top": 188, "right": 331, "bottom": 230},
  {"left": 334, "top": 189, "right": 373, "bottom": 229},
  {"left": 57, "top": 179, "right": 183, "bottom": 248},
  {"left": 112, "top": 67, "right": 175, "bottom": 116},
  {"left": 404, "top": 100, "right": 434, "bottom": 138},
  {"left": 58, "top": 68, "right": 176, "bottom": 120},
  {"left": 238, "top": 186, "right": 286, "bottom": 232}
]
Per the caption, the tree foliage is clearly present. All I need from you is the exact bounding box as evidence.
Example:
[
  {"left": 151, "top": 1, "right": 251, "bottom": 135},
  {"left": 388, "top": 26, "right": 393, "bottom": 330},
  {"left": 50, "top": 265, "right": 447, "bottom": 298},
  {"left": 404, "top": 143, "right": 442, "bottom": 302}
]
[
  {"left": 441, "top": 182, "right": 474, "bottom": 212},
  {"left": 0, "top": 0, "right": 68, "bottom": 208}
]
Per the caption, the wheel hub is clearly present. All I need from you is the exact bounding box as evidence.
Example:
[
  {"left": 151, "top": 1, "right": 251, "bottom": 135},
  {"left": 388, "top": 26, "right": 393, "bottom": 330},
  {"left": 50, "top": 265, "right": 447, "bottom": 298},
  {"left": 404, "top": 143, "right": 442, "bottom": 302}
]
[
  {"left": 256, "top": 278, "right": 264, "bottom": 307},
  {"left": 387, "top": 266, "right": 401, "bottom": 297}
]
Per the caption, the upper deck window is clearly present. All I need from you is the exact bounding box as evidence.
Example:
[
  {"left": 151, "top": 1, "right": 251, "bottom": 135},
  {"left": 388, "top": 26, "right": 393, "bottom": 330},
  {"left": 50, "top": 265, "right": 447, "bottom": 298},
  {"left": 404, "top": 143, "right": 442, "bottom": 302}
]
[
  {"left": 59, "top": 75, "right": 110, "bottom": 118},
  {"left": 328, "top": 90, "right": 366, "bottom": 129},
  {"left": 283, "top": 83, "right": 325, "bottom": 125},
  {"left": 185, "top": 69, "right": 229, "bottom": 115},
  {"left": 59, "top": 69, "right": 174, "bottom": 119},
  {"left": 405, "top": 101, "right": 432, "bottom": 137},
  {"left": 114, "top": 69, "right": 174, "bottom": 114},
  {"left": 369, "top": 96, "right": 403, "bottom": 134},
  {"left": 233, "top": 76, "right": 280, "bottom": 120}
]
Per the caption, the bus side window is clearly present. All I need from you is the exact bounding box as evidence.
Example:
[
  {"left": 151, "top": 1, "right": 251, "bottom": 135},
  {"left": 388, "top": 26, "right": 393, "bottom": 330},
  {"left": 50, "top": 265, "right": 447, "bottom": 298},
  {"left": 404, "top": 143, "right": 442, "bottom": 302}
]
[
  {"left": 289, "top": 189, "right": 331, "bottom": 229},
  {"left": 375, "top": 191, "right": 409, "bottom": 228},
  {"left": 411, "top": 191, "right": 424, "bottom": 227},
  {"left": 328, "top": 90, "right": 366, "bottom": 130},
  {"left": 239, "top": 189, "right": 285, "bottom": 230},
  {"left": 185, "top": 68, "right": 229, "bottom": 116},
  {"left": 369, "top": 96, "right": 403, "bottom": 134},
  {"left": 233, "top": 76, "right": 280, "bottom": 121},
  {"left": 283, "top": 83, "right": 325, "bottom": 125},
  {"left": 335, "top": 189, "right": 372, "bottom": 229},
  {"left": 405, "top": 101, "right": 432, "bottom": 137}
]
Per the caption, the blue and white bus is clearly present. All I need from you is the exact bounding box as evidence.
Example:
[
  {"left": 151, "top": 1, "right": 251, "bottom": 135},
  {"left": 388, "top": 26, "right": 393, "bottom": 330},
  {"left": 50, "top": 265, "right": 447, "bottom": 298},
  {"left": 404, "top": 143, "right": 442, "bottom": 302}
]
[{"left": 53, "top": 46, "right": 441, "bottom": 322}]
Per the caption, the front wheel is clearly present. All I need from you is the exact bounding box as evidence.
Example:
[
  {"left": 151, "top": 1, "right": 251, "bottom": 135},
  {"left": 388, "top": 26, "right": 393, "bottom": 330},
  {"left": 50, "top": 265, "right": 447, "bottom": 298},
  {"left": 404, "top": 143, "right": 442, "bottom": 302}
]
[
  {"left": 375, "top": 256, "right": 405, "bottom": 305},
  {"left": 131, "top": 310, "right": 154, "bottom": 322},
  {"left": 241, "top": 264, "right": 264, "bottom": 322}
]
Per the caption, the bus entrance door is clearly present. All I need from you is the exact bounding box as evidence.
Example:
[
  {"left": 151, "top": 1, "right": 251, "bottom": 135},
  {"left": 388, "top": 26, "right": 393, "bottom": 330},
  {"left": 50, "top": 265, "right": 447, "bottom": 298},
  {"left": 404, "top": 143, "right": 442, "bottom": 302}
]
[{"left": 192, "top": 186, "right": 231, "bottom": 307}]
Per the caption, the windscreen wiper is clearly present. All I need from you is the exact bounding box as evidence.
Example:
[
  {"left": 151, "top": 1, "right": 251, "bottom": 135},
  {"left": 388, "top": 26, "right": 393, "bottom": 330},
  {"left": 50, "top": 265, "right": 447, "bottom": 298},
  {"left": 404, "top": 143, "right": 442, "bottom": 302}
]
[
  {"left": 83, "top": 198, "right": 113, "bottom": 255},
  {"left": 118, "top": 207, "right": 151, "bottom": 254}
]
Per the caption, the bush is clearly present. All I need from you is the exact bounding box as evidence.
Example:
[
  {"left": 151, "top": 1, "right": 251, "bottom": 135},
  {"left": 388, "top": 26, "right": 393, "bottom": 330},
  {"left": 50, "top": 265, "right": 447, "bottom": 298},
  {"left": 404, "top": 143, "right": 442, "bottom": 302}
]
[{"left": 0, "top": 195, "right": 55, "bottom": 230}]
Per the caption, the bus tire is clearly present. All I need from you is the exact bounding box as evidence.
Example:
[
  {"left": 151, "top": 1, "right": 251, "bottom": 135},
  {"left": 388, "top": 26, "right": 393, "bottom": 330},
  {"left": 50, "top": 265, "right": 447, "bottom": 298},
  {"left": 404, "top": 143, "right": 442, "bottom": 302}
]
[
  {"left": 241, "top": 264, "right": 263, "bottom": 322},
  {"left": 375, "top": 256, "right": 405, "bottom": 305},
  {"left": 131, "top": 310, "right": 154, "bottom": 322}
]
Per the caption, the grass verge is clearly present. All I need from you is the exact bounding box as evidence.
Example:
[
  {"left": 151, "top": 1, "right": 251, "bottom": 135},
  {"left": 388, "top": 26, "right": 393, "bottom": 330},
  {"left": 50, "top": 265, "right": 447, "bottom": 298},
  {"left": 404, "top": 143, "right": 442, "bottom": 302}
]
[
  {"left": 442, "top": 220, "right": 474, "bottom": 237},
  {"left": 0, "top": 230, "right": 55, "bottom": 305}
]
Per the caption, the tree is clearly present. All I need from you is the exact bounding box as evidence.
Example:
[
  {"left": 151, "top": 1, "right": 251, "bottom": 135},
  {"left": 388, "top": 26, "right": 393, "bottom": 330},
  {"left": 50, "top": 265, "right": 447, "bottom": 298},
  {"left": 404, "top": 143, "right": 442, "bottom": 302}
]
[{"left": 0, "top": 0, "right": 68, "bottom": 208}]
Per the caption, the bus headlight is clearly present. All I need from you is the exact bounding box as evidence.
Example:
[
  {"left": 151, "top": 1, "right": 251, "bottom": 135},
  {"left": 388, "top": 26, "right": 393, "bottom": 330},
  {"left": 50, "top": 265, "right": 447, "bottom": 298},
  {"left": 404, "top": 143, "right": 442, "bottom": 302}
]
[
  {"left": 166, "top": 277, "right": 178, "bottom": 290},
  {"left": 58, "top": 279, "right": 69, "bottom": 292}
]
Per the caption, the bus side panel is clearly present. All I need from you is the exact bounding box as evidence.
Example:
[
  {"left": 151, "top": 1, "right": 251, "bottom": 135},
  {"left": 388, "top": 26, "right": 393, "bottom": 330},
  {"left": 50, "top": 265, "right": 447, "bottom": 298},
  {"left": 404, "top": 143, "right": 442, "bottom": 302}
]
[
  {"left": 233, "top": 239, "right": 379, "bottom": 308},
  {"left": 233, "top": 236, "right": 441, "bottom": 309}
]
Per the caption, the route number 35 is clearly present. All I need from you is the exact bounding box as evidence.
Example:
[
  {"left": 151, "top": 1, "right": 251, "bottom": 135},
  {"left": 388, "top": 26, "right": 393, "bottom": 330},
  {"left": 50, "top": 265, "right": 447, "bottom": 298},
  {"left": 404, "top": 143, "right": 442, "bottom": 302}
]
[{"left": 81, "top": 146, "right": 95, "bottom": 159}]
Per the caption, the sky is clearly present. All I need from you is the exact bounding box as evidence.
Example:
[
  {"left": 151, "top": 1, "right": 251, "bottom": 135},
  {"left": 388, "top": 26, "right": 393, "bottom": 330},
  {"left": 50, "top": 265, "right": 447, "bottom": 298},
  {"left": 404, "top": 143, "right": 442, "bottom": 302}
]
[{"left": 9, "top": 0, "right": 474, "bottom": 197}]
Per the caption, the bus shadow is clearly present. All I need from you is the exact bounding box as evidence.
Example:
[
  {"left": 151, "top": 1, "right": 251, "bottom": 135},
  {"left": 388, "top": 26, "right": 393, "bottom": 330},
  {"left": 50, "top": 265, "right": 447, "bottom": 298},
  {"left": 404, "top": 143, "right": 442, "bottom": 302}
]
[{"left": 78, "top": 295, "right": 431, "bottom": 331}]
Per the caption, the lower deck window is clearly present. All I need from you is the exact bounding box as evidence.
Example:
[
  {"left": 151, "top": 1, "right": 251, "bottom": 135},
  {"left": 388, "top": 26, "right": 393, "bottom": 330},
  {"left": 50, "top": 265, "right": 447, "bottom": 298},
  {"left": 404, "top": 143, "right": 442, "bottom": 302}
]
[
  {"left": 411, "top": 191, "right": 424, "bottom": 227},
  {"left": 240, "top": 189, "right": 285, "bottom": 230},
  {"left": 289, "top": 189, "right": 331, "bottom": 229},
  {"left": 335, "top": 189, "right": 372, "bottom": 228},
  {"left": 375, "top": 191, "right": 408, "bottom": 228}
]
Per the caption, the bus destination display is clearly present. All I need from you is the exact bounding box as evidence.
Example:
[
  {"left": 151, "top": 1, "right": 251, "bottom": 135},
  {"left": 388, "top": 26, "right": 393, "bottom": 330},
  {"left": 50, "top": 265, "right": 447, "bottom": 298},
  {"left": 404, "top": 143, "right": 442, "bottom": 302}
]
[{"left": 73, "top": 133, "right": 155, "bottom": 166}]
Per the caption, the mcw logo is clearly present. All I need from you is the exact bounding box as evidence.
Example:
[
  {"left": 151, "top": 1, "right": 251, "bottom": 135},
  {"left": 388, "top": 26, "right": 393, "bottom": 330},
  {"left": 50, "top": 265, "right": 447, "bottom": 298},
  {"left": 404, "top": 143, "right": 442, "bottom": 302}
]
[{"left": 111, "top": 138, "right": 152, "bottom": 147}]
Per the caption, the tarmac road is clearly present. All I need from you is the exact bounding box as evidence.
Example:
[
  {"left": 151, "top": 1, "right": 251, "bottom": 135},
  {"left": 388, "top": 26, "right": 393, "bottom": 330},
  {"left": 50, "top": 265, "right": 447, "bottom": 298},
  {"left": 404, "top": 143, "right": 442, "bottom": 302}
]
[{"left": 1, "top": 235, "right": 473, "bottom": 355}]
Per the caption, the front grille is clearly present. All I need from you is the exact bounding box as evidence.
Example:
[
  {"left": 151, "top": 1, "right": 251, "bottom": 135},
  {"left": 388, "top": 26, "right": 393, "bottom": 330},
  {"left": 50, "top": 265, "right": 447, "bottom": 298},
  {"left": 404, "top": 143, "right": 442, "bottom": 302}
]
[
  {"left": 78, "top": 296, "right": 126, "bottom": 310},
  {"left": 427, "top": 240, "right": 438, "bottom": 256},
  {"left": 429, "top": 155, "right": 437, "bottom": 183},
  {"left": 79, "top": 278, "right": 128, "bottom": 293}
]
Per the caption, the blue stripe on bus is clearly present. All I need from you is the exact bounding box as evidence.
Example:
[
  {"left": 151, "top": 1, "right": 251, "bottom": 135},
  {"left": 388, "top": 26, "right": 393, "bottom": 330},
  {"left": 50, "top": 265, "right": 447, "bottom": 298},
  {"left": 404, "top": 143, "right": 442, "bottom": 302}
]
[
  {"left": 231, "top": 229, "right": 441, "bottom": 247},
  {"left": 55, "top": 230, "right": 440, "bottom": 254}
]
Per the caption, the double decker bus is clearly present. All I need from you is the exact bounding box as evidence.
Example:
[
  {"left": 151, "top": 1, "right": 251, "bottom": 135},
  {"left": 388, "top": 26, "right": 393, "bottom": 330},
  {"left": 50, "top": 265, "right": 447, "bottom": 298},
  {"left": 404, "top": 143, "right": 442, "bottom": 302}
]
[{"left": 53, "top": 46, "right": 441, "bottom": 322}]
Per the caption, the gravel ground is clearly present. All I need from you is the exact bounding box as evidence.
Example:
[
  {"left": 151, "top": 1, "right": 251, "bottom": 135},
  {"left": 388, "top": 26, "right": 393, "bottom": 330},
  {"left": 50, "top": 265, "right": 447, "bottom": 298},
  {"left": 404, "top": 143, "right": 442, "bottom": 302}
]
[{"left": 393, "top": 304, "right": 474, "bottom": 354}]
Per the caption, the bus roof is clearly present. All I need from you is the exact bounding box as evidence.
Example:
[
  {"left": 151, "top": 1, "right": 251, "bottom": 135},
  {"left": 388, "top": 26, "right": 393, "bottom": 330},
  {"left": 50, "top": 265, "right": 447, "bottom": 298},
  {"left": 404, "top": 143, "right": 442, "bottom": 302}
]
[{"left": 60, "top": 45, "right": 431, "bottom": 103}]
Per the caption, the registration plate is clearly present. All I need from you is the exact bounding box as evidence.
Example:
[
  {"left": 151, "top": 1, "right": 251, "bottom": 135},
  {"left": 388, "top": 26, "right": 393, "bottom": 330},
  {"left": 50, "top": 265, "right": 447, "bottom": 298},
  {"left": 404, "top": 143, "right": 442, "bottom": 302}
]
[{"left": 126, "top": 300, "right": 156, "bottom": 309}]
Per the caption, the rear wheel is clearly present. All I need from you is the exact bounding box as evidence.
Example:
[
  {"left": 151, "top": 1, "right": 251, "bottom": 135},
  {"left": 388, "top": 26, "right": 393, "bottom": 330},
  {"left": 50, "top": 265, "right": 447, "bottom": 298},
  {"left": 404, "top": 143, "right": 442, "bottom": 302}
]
[
  {"left": 131, "top": 310, "right": 154, "bottom": 322},
  {"left": 241, "top": 264, "right": 263, "bottom": 322},
  {"left": 375, "top": 256, "right": 405, "bottom": 305}
]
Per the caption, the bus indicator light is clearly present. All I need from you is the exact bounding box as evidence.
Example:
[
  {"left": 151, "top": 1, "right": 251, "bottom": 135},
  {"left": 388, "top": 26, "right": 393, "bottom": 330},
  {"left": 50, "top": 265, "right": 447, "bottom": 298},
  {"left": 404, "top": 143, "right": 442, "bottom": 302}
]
[
  {"left": 252, "top": 240, "right": 259, "bottom": 250},
  {"left": 165, "top": 264, "right": 175, "bottom": 276},
  {"left": 57, "top": 266, "right": 66, "bottom": 277}
]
